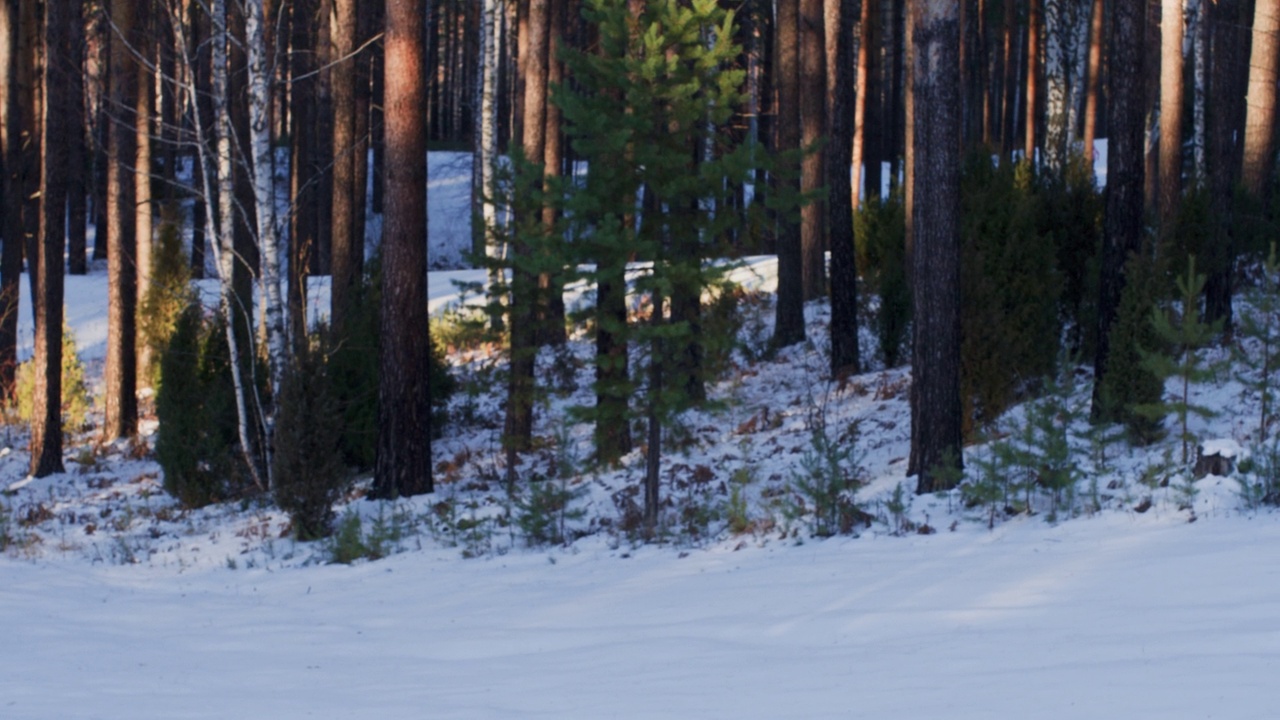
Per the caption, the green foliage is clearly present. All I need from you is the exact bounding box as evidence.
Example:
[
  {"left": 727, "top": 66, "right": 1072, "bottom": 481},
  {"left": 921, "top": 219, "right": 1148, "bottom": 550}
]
[
  {"left": 961, "top": 154, "right": 1062, "bottom": 432},
  {"left": 328, "top": 261, "right": 458, "bottom": 470},
  {"left": 1235, "top": 244, "right": 1280, "bottom": 441},
  {"left": 139, "top": 209, "right": 194, "bottom": 389},
  {"left": 1096, "top": 251, "right": 1166, "bottom": 444},
  {"left": 786, "top": 422, "right": 868, "bottom": 537},
  {"left": 1136, "top": 256, "right": 1223, "bottom": 465},
  {"left": 272, "top": 346, "right": 348, "bottom": 540},
  {"left": 854, "top": 193, "right": 910, "bottom": 367},
  {"left": 513, "top": 477, "right": 587, "bottom": 546},
  {"left": 1034, "top": 155, "right": 1103, "bottom": 353},
  {"left": 882, "top": 481, "right": 915, "bottom": 535},
  {"left": 15, "top": 325, "right": 93, "bottom": 433},
  {"left": 156, "top": 305, "right": 248, "bottom": 508},
  {"left": 553, "top": 0, "right": 769, "bottom": 469},
  {"left": 1236, "top": 441, "right": 1280, "bottom": 508}
]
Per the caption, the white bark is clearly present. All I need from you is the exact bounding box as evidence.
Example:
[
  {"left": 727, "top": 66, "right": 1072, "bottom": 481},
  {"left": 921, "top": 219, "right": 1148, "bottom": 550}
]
[
  {"left": 481, "top": 0, "right": 499, "bottom": 256},
  {"left": 1044, "top": 0, "right": 1089, "bottom": 171},
  {"left": 212, "top": 0, "right": 266, "bottom": 492},
  {"left": 247, "top": 0, "right": 285, "bottom": 489}
]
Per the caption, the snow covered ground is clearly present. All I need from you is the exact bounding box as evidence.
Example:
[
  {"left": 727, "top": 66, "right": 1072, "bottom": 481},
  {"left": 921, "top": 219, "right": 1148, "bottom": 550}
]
[{"left": 2, "top": 148, "right": 1278, "bottom": 718}]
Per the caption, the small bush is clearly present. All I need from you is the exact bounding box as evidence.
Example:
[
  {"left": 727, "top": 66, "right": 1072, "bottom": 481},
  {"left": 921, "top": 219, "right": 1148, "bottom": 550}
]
[
  {"left": 787, "top": 423, "right": 869, "bottom": 537},
  {"left": 855, "top": 193, "right": 909, "bottom": 367},
  {"left": 139, "top": 207, "right": 194, "bottom": 389},
  {"left": 156, "top": 305, "right": 249, "bottom": 508},
  {"left": 273, "top": 345, "right": 348, "bottom": 540},
  {"left": 14, "top": 324, "right": 93, "bottom": 433}
]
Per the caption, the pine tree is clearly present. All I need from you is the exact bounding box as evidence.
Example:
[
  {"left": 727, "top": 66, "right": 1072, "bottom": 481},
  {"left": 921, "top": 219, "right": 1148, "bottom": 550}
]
[
  {"left": 1137, "top": 256, "right": 1223, "bottom": 465},
  {"left": 553, "top": 0, "right": 762, "bottom": 528},
  {"left": 1236, "top": 244, "right": 1280, "bottom": 441}
]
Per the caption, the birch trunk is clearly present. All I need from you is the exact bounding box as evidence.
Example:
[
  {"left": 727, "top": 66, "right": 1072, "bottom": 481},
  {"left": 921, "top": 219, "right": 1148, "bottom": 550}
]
[
  {"left": 247, "top": 0, "right": 285, "bottom": 489},
  {"left": 1191, "top": 0, "right": 1206, "bottom": 183},
  {"left": 212, "top": 0, "right": 265, "bottom": 491}
]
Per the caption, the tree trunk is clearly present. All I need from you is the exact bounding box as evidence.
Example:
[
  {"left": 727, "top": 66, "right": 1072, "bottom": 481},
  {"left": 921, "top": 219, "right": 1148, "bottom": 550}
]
[
  {"left": 828, "top": 0, "right": 860, "bottom": 375},
  {"left": 773, "top": 0, "right": 805, "bottom": 347},
  {"left": 800, "top": 0, "right": 827, "bottom": 301},
  {"left": 1158, "top": 0, "right": 1184, "bottom": 227},
  {"left": 134, "top": 0, "right": 155, "bottom": 387},
  {"left": 1082, "top": 0, "right": 1103, "bottom": 164},
  {"left": 539, "top": 0, "right": 567, "bottom": 347},
  {"left": 374, "top": 0, "right": 433, "bottom": 498},
  {"left": 104, "top": 0, "right": 138, "bottom": 442},
  {"left": 247, "top": 0, "right": 286, "bottom": 483},
  {"left": 1092, "top": 0, "right": 1147, "bottom": 418},
  {"left": 909, "top": 0, "right": 963, "bottom": 493},
  {"left": 213, "top": 0, "right": 266, "bottom": 490},
  {"left": 288, "top": 0, "right": 319, "bottom": 348},
  {"left": 1204, "top": 0, "right": 1246, "bottom": 329},
  {"left": 1243, "top": 0, "right": 1279, "bottom": 197},
  {"left": 852, "top": 0, "right": 876, "bottom": 208},
  {"left": 0, "top": 0, "right": 21, "bottom": 402},
  {"left": 67, "top": 1, "right": 87, "bottom": 277},
  {"left": 32, "top": 0, "right": 70, "bottom": 478},
  {"left": 505, "top": 0, "right": 550, "bottom": 464},
  {"left": 330, "top": 0, "right": 359, "bottom": 335},
  {"left": 1025, "top": 0, "right": 1040, "bottom": 162}
]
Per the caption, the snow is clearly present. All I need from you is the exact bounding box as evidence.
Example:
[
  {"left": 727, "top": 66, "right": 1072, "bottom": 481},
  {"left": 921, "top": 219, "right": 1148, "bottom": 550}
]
[
  {"left": 2, "top": 149, "right": 1279, "bottom": 719},
  {"left": 1200, "top": 438, "right": 1244, "bottom": 459}
]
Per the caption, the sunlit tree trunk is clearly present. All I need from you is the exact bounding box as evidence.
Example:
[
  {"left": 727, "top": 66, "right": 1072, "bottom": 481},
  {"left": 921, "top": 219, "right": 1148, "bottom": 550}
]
[
  {"left": 851, "top": 0, "right": 875, "bottom": 208},
  {"left": 1082, "top": 0, "right": 1103, "bottom": 164},
  {"left": 134, "top": 0, "right": 155, "bottom": 386},
  {"left": 104, "top": 0, "right": 138, "bottom": 442},
  {"left": 909, "top": 0, "right": 963, "bottom": 492},
  {"left": 374, "top": 0, "right": 433, "bottom": 498},
  {"left": 1025, "top": 0, "right": 1040, "bottom": 162},
  {"left": 330, "top": 0, "right": 359, "bottom": 334},
  {"left": 1243, "top": 0, "right": 1279, "bottom": 197},
  {"left": 1158, "top": 0, "right": 1185, "bottom": 227},
  {"left": 0, "top": 0, "right": 21, "bottom": 402},
  {"left": 32, "top": 0, "right": 70, "bottom": 478}
]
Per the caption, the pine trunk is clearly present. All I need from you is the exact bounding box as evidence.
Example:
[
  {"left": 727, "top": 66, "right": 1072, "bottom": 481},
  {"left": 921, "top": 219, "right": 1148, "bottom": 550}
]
[
  {"left": 909, "top": 0, "right": 963, "bottom": 492},
  {"left": 1158, "top": 0, "right": 1184, "bottom": 227},
  {"left": 1243, "top": 0, "right": 1279, "bottom": 196},
  {"left": 828, "top": 0, "right": 860, "bottom": 375},
  {"left": 32, "top": 0, "right": 70, "bottom": 478},
  {"left": 104, "top": 0, "right": 138, "bottom": 441},
  {"left": 0, "top": 0, "right": 20, "bottom": 402},
  {"left": 1082, "top": 0, "right": 1103, "bottom": 163},
  {"left": 773, "top": 0, "right": 805, "bottom": 347},
  {"left": 135, "top": 0, "right": 155, "bottom": 386},
  {"left": 374, "top": 0, "right": 433, "bottom": 499},
  {"left": 1092, "top": 0, "right": 1148, "bottom": 418},
  {"left": 800, "top": 0, "right": 827, "bottom": 301},
  {"left": 330, "top": 0, "right": 359, "bottom": 335}
]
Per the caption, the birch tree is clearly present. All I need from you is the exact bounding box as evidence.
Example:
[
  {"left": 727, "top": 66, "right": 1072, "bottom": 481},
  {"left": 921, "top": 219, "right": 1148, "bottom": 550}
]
[{"left": 246, "top": 0, "right": 287, "bottom": 446}]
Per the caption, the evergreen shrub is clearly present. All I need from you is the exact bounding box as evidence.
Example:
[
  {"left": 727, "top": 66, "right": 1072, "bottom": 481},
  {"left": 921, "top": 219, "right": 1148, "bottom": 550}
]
[
  {"left": 273, "top": 345, "right": 348, "bottom": 540},
  {"left": 156, "top": 305, "right": 249, "bottom": 507},
  {"left": 960, "top": 154, "right": 1061, "bottom": 432},
  {"left": 854, "top": 192, "right": 909, "bottom": 367},
  {"left": 14, "top": 325, "right": 93, "bottom": 433}
]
